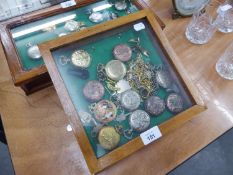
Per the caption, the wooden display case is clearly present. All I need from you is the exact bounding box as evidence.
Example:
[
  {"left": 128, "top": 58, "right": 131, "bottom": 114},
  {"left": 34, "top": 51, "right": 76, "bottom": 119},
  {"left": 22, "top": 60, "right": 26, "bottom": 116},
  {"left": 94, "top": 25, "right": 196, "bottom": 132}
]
[
  {"left": 0, "top": 0, "right": 164, "bottom": 95},
  {"left": 39, "top": 10, "right": 206, "bottom": 174}
]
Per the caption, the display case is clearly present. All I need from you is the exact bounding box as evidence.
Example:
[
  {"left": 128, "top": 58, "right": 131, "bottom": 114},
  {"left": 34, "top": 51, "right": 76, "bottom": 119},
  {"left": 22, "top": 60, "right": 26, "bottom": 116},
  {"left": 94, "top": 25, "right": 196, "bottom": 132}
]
[
  {"left": 39, "top": 10, "right": 206, "bottom": 174},
  {"left": 0, "top": 0, "right": 165, "bottom": 95}
]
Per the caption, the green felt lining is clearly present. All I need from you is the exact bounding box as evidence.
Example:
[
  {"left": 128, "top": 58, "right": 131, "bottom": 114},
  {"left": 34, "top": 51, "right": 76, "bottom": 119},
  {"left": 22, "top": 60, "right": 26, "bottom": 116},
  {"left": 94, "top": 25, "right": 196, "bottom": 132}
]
[{"left": 51, "top": 18, "right": 194, "bottom": 158}]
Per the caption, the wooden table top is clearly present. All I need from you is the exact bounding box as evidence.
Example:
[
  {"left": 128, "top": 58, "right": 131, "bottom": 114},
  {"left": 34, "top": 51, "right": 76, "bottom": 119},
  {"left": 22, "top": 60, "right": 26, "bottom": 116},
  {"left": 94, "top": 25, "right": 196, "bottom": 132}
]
[{"left": 0, "top": 0, "right": 233, "bottom": 175}]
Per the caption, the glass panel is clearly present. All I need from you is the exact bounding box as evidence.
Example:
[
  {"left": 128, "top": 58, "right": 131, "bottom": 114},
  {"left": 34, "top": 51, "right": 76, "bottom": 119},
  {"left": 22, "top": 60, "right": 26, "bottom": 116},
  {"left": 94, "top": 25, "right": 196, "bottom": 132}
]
[
  {"left": 0, "top": 0, "right": 69, "bottom": 22},
  {"left": 51, "top": 17, "right": 195, "bottom": 158},
  {"left": 10, "top": 0, "right": 138, "bottom": 70}
]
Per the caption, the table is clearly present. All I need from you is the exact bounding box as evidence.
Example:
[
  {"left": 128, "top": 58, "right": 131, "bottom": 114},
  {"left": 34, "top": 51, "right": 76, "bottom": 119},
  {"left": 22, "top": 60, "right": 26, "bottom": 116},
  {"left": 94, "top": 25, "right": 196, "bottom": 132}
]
[{"left": 0, "top": 0, "right": 233, "bottom": 174}]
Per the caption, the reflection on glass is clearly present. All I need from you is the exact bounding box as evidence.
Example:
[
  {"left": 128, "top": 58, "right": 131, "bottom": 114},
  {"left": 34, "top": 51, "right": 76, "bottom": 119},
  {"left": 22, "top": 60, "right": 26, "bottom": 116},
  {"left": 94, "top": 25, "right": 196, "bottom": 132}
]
[
  {"left": 92, "top": 3, "right": 112, "bottom": 12},
  {"left": 0, "top": 2, "right": 12, "bottom": 20},
  {"left": 12, "top": 14, "right": 77, "bottom": 38},
  {"left": 17, "top": 0, "right": 34, "bottom": 14}
]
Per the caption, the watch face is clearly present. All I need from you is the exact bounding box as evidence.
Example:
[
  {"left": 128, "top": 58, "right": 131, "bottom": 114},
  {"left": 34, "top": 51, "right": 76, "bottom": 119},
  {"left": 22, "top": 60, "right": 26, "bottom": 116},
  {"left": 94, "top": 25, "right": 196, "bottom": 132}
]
[
  {"left": 105, "top": 60, "right": 126, "bottom": 81},
  {"left": 129, "top": 110, "right": 150, "bottom": 132},
  {"left": 71, "top": 50, "right": 91, "bottom": 68},
  {"left": 174, "top": 0, "right": 210, "bottom": 16},
  {"left": 144, "top": 96, "right": 165, "bottom": 116},
  {"left": 120, "top": 90, "right": 141, "bottom": 111}
]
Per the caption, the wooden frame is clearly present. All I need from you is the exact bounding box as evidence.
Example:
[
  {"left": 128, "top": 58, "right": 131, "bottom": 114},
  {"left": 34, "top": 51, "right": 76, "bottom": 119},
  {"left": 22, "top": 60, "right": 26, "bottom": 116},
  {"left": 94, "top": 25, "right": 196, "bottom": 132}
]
[
  {"left": 39, "top": 10, "right": 206, "bottom": 174},
  {"left": 0, "top": 0, "right": 165, "bottom": 95}
]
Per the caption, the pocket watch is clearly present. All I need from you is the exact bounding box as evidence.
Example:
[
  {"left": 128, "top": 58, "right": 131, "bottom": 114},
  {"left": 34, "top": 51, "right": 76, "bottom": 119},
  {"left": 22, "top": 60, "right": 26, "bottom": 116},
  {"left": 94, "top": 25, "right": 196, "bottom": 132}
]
[
  {"left": 27, "top": 45, "right": 42, "bottom": 60},
  {"left": 120, "top": 90, "right": 141, "bottom": 111},
  {"left": 64, "top": 20, "right": 85, "bottom": 32},
  {"left": 105, "top": 60, "right": 126, "bottom": 81},
  {"left": 156, "top": 68, "right": 172, "bottom": 89},
  {"left": 129, "top": 110, "right": 150, "bottom": 132},
  {"left": 144, "top": 96, "right": 165, "bottom": 116},
  {"left": 166, "top": 93, "right": 184, "bottom": 113},
  {"left": 115, "top": 0, "right": 127, "bottom": 11},
  {"left": 83, "top": 80, "right": 105, "bottom": 102},
  {"left": 94, "top": 100, "right": 117, "bottom": 123},
  {"left": 172, "top": 0, "right": 210, "bottom": 18},
  {"left": 89, "top": 12, "right": 104, "bottom": 23},
  {"left": 113, "top": 44, "right": 132, "bottom": 62},
  {"left": 98, "top": 126, "right": 120, "bottom": 150},
  {"left": 64, "top": 20, "right": 78, "bottom": 32},
  {"left": 71, "top": 50, "right": 91, "bottom": 68}
]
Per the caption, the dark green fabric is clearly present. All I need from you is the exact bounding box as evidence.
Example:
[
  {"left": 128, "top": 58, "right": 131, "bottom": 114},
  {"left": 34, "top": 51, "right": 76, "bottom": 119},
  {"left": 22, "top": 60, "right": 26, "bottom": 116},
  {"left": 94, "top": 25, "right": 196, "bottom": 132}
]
[{"left": 52, "top": 19, "right": 194, "bottom": 158}]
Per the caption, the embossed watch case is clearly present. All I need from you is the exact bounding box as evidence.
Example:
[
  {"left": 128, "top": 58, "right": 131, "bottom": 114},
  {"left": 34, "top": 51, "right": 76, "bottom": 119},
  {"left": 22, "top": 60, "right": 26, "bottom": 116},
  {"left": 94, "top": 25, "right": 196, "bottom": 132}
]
[{"left": 39, "top": 10, "right": 206, "bottom": 174}]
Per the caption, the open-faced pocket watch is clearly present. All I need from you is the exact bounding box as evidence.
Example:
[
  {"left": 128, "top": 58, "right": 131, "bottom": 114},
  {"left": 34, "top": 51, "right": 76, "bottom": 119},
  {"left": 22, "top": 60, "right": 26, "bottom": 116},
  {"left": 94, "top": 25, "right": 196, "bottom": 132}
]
[{"left": 172, "top": 0, "right": 210, "bottom": 19}]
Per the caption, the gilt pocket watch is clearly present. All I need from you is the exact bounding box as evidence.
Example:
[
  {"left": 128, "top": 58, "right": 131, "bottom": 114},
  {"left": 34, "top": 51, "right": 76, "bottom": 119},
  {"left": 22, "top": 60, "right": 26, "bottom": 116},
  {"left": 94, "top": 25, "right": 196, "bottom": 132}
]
[
  {"left": 71, "top": 50, "right": 91, "bottom": 68},
  {"left": 105, "top": 60, "right": 126, "bottom": 81},
  {"left": 98, "top": 126, "right": 120, "bottom": 150}
]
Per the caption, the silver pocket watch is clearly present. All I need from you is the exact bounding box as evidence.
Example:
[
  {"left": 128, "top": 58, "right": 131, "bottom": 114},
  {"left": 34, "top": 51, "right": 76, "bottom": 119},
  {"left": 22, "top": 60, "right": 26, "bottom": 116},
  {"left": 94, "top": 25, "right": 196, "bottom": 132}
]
[{"left": 26, "top": 42, "right": 42, "bottom": 60}]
